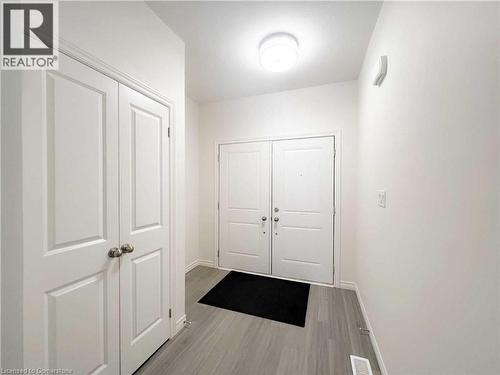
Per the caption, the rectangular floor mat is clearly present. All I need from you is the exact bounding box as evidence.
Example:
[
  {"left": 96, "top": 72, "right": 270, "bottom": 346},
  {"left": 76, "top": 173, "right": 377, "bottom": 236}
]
[{"left": 198, "top": 271, "right": 310, "bottom": 327}]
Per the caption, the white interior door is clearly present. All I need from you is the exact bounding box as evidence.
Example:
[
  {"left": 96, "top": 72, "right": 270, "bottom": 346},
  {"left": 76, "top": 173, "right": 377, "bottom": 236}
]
[
  {"left": 271, "top": 137, "right": 335, "bottom": 284},
  {"left": 119, "top": 84, "right": 171, "bottom": 374},
  {"left": 219, "top": 142, "right": 271, "bottom": 274},
  {"left": 23, "top": 53, "right": 120, "bottom": 373}
]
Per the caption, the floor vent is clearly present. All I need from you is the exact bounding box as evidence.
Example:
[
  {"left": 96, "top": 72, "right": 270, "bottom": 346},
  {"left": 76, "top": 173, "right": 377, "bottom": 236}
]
[{"left": 350, "top": 355, "right": 374, "bottom": 375}]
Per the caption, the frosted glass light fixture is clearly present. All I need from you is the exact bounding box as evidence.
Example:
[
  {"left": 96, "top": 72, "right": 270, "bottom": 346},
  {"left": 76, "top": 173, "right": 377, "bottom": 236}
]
[{"left": 259, "top": 33, "right": 299, "bottom": 72}]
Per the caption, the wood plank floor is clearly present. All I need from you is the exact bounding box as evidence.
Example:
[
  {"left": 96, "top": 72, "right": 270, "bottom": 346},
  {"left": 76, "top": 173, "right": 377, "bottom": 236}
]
[{"left": 136, "top": 266, "right": 381, "bottom": 375}]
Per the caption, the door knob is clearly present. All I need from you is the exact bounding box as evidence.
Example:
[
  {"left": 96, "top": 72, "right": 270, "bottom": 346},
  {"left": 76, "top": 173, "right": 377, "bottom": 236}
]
[
  {"left": 108, "top": 247, "right": 122, "bottom": 258},
  {"left": 261, "top": 216, "right": 267, "bottom": 221},
  {"left": 121, "top": 244, "right": 134, "bottom": 253},
  {"left": 273, "top": 217, "right": 280, "bottom": 222}
]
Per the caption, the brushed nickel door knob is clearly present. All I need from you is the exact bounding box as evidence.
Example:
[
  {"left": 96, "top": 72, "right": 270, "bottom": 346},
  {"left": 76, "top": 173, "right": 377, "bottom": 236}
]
[
  {"left": 121, "top": 244, "right": 134, "bottom": 254},
  {"left": 261, "top": 216, "right": 267, "bottom": 221},
  {"left": 108, "top": 247, "right": 122, "bottom": 258},
  {"left": 273, "top": 217, "right": 280, "bottom": 222}
]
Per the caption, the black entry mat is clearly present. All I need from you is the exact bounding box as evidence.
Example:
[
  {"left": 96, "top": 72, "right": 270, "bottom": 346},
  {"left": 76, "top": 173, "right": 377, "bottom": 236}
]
[{"left": 198, "top": 271, "right": 310, "bottom": 327}]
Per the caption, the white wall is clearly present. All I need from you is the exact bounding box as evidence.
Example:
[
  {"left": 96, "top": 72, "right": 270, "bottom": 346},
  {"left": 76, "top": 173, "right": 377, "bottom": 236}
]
[
  {"left": 356, "top": 2, "right": 500, "bottom": 374},
  {"left": 199, "top": 81, "right": 358, "bottom": 282},
  {"left": 186, "top": 97, "right": 200, "bottom": 270},
  {"left": 58, "top": 1, "right": 186, "bottom": 329}
]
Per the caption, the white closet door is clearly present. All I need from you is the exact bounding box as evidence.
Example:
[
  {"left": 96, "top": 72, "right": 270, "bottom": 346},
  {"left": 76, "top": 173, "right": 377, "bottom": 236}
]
[
  {"left": 219, "top": 142, "right": 271, "bottom": 274},
  {"left": 119, "top": 84, "right": 171, "bottom": 374},
  {"left": 23, "top": 54, "right": 120, "bottom": 373},
  {"left": 272, "top": 137, "right": 334, "bottom": 284}
]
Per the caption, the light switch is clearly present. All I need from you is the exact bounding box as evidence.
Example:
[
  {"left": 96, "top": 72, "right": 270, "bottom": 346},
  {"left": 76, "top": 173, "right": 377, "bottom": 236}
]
[{"left": 377, "top": 190, "right": 386, "bottom": 208}]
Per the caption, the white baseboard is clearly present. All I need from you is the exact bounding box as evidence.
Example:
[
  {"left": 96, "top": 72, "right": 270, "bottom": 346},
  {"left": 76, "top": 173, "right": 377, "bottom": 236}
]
[
  {"left": 198, "top": 259, "right": 215, "bottom": 268},
  {"left": 185, "top": 259, "right": 216, "bottom": 274},
  {"left": 174, "top": 314, "right": 186, "bottom": 336},
  {"left": 185, "top": 260, "right": 199, "bottom": 273},
  {"left": 340, "top": 280, "right": 388, "bottom": 375},
  {"left": 340, "top": 280, "right": 357, "bottom": 291}
]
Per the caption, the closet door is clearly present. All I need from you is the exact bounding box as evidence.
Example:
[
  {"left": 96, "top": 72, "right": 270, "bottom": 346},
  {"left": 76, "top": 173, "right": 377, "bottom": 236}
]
[
  {"left": 22, "top": 53, "right": 120, "bottom": 373},
  {"left": 272, "top": 137, "right": 334, "bottom": 284},
  {"left": 119, "top": 84, "right": 171, "bottom": 374},
  {"left": 219, "top": 142, "right": 271, "bottom": 274}
]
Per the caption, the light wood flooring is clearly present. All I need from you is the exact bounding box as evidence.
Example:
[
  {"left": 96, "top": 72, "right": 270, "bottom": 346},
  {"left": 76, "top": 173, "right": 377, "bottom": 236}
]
[{"left": 136, "top": 266, "right": 381, "bottom": 375}]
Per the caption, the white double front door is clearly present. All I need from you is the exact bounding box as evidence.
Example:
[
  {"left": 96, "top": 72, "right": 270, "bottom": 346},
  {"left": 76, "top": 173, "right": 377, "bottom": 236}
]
[
  {"left": 23, "top": 54, "right": 171, "bottom": 374},
  {"left": 219, "top": 137, "right": 335, "bottom": 284}
]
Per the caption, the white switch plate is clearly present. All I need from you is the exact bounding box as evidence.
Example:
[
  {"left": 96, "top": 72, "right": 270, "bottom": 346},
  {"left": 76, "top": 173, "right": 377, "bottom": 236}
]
[{"left": 377, "top": 190, "right": 386, "bottom": 208}]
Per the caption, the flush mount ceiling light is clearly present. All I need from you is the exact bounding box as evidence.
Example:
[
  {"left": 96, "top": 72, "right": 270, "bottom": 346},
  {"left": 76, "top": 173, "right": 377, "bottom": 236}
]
[{"left": 259, "top": 33, "right": 299, "bottom": 72}]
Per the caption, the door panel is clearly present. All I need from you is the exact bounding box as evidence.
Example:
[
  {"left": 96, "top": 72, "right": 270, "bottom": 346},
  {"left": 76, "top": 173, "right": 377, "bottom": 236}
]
[
  {"left": 47, "top": 71, "right": 107, "bottom": 249},
  {"left": 119, "top": 84, "right": 171, "bottom": 375},
  {"left": 272, "top": 137, "right": 334, "bottom": 284},
  {"left": 47, "top": 273, "right": 106, "bottom": 373},
  {"left": 219, "top": 142, "right": 271, "bottom": 274},
  {"left": 131, "top": 107, "right": 162, "bottom": 231},
  {"left": 23, "top": 53, "right": 120, "bottom": 373},
  {"left": 131, "top": 251, "right": 162, "bottom": 339}
]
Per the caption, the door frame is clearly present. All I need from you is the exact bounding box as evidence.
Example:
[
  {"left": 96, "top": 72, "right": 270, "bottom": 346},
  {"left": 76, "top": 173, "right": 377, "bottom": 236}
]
[
  {"left": 54, "top": 39, "right": 181, "bottom": 338},
  {"left": 214, "top": 131, "right": 342, "bottom": 288}
]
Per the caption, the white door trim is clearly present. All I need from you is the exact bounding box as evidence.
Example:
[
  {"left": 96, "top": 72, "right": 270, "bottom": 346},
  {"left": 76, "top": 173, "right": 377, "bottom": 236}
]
[
  {"left": 55, "top": 38, "right": 180, "bottom": 338},
  {"left": 213, "top": 131, "right": 342, "bottom": 287}
]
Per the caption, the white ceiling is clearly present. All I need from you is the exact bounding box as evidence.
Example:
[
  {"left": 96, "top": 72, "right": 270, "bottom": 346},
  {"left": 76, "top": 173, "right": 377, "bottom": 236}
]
[{"left": 148, "top": 1, "right": 382, "bottom": 103}]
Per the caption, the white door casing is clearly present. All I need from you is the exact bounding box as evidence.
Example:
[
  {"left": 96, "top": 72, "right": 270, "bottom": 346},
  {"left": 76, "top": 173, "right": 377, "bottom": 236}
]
[
  {"left": 22, "top": 54, "right": 120, "bottom": 373},
  {"left": 119, "top": 84, "right": 171, "bottom": 375},
  {"left": 219, "top": 142, "right": 271, "bottom": 274},
  {"left": 272, "top": 137, "right": 335, "bottom": 284}
]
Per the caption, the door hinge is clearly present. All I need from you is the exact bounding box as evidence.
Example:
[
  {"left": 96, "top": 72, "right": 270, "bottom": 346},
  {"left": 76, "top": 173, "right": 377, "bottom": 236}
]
[
  {"left": 217, "top": 152, "right": 220, "bottom": 163},
  {"left": 333, "top": 207, "right": 336, "bottom": 216},
  {"left": 169, "top": 308, "right": 172, "bottom": 318},
  {"left": 333, "top": 145, "right": 336, "bottom": 158},
  {"left": 217, "top": 202, "right": 220, "bottom": 210},
  {"left": 168, "top": 127, "right": 171, "bottom": 138},
  {"left": 217, "top": 249, "right": 220, "bottom": 258}
]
